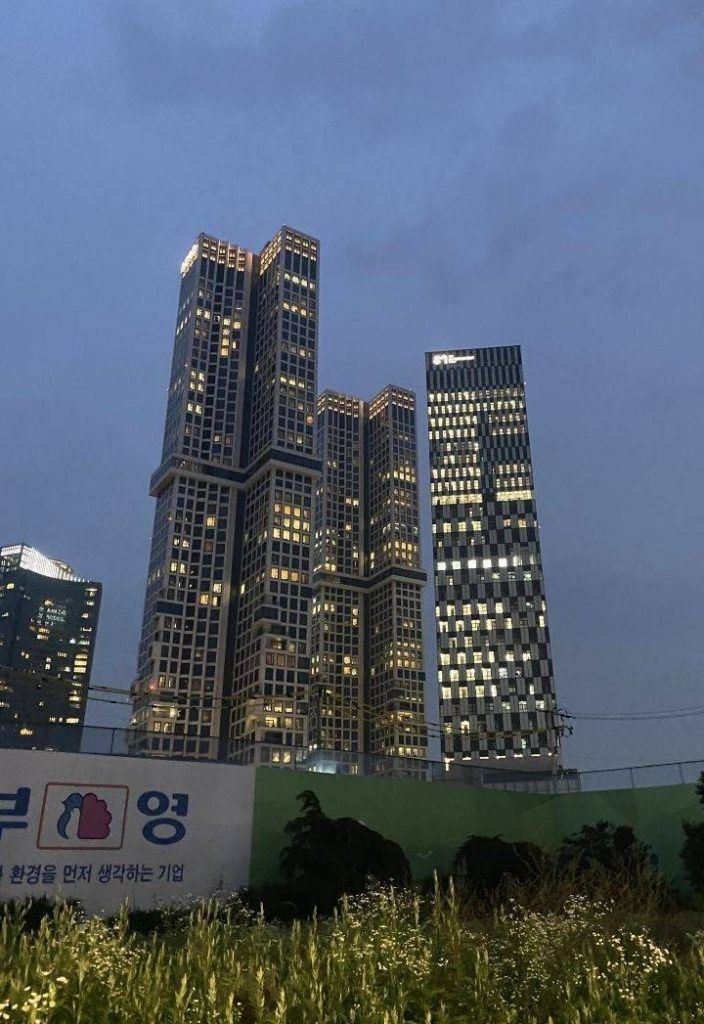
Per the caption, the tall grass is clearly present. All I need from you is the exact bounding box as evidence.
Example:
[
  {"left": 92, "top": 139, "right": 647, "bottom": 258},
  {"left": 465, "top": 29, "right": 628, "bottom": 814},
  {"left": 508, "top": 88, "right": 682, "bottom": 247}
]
[{"left": 1, "top": 885, "right": 703, "bottom": 1023}]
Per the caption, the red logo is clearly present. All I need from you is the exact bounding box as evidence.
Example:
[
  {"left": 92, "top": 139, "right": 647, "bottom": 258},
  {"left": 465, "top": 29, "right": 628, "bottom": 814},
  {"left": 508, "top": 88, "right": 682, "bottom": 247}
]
[{"left": 37, "top": 784, "right": 128, "bottom": 850}]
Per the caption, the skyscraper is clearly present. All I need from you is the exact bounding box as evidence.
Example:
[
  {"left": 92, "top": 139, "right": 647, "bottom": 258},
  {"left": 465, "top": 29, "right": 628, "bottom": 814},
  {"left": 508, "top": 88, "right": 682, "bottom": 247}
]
[
  {"left": 425, "top": 347, "right": 561, "bottom": 769},
  {"left": 131, "top": 228, "right": 320, "bottom": 763},
  {"left": 310, "top": 387, "right": 427, "bottom": 763},
  {"left": 0, "top": 544, "right": 101, "bottom": 740}
]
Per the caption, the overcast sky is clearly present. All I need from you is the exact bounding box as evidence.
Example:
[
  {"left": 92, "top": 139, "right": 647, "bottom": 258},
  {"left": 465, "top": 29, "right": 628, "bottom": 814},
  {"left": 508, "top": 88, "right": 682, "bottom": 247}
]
[{"left": 1, "top": 1, "right": 703, "bottom": 772}]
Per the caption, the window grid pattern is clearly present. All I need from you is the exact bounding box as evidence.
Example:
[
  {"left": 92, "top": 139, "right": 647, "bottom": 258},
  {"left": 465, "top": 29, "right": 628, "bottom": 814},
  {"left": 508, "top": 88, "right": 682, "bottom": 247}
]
[
  {"left": 311, "top": 387, "right": 427, "bottom": 761},
  {"left": 0, "top": 551, "right": 101, "bottom": 730},
  {"left": 133, "top": 474, "right": 235, "bottom": 759},
  {"left": 229, "top": 470, "right": 314, "bottom": 762},
  {"left": 132, "top": 227, "right": 321, "bottom": 765},
  {"left": 426, "top": 346, "right": 561, "bottom": 767}
]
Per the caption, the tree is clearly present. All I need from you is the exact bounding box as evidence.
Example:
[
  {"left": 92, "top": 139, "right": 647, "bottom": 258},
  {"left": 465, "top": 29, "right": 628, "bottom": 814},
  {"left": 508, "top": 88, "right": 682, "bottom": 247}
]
[
  {"left": 452, "top": 835, "right": 547, "bottom": 895},
  {"left": 558, "top": 820, "right": 657, "bottom": 881},
  {"left": 680, "top": 771, "right": 704, "bottom": 894},
  {"left": 277, "top": 790, "right": 411, "bottom": 915}
]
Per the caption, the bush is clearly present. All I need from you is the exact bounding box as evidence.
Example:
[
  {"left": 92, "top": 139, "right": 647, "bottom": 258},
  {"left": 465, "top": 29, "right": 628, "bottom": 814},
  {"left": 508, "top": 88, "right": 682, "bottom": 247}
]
[
  {"left": 681, "top": 771, "right": 704, "bottom": 893},
  {"left": 452, "top": 835, "right": 547, "bottom": 896},
  {"left": 277, "top": 789, "right": 411, "bottom": 915},
  {"left": 112, "top": 893, "right": 258, "bottom": 935},
  {"left": 557, "top": 820, "right": 658, "bottom": 883},
  {"left": 0, "top": 895, "right": 81, "bottom": 934},
  {"left": 120, "top": 907, "right": 180, "bottom": 936}
]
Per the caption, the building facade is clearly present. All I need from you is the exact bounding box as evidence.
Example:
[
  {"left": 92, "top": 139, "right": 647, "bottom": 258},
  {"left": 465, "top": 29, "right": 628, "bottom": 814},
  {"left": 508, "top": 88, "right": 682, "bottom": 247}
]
[
  {"left": 311, "top": 387, "right": 427, "bottom": 763},
  {"left": 131, "top": 228, "right": 320, "bottom": 764},
  {"left": 0, "top": 544, "right": 101, "bottom": 741},
  {"left": 425, "top": 347, "right": 561, "bottom": 769}
]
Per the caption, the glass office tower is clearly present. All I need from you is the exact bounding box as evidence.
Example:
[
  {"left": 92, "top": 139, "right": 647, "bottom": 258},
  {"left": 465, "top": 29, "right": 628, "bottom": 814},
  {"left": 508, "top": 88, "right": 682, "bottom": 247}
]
[{"left": 425, "top": 347, "right": 561, "bottom": 769}]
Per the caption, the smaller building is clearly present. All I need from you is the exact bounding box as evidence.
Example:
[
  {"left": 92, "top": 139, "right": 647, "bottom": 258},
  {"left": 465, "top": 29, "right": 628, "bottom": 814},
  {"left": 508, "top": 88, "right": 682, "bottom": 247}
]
[{"left": 0, "top": 544, "right": 101, "bottom": 744}]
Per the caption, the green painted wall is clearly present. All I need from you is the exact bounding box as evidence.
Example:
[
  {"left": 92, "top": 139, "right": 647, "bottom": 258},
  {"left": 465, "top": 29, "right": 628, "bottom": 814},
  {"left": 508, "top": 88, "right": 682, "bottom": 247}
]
[{"left": 250, "top": 767, "right": 703, "bottom": 889}]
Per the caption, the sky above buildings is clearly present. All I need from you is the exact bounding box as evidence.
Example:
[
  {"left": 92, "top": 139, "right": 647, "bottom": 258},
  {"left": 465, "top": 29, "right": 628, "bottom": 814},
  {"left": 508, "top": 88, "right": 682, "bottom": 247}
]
[{"left": 1, "top": 0, "right": 703, "bottom": 771}]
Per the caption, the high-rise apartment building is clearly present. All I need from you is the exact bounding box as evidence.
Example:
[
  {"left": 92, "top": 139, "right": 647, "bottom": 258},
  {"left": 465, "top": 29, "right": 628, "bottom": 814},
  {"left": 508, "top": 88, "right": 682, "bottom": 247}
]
[
  {"left": 311, "top": 387, "right": 427, "bottom": 761},
  {"left": 0, "top": 544, "right": 101, "bottom": 739},
  {"left": 425, "top": 347, "right": 561, "bottom": 769},
  {"left": 131, "top": 227, "right": 320, "bottom": 763}
]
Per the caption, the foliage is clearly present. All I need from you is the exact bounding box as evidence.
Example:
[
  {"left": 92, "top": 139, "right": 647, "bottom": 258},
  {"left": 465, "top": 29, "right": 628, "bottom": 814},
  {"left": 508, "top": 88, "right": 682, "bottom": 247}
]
[
  {"left": 451, "top": 834, "right": 547, "bottom": 896},
  {"left": 681, "top": 822, "right": 704, "bottom": 894},
  {"left": 2, "top": 887, "right": 704, "bottom": 1023},
  {"left": 681, "top": 771, "right": 704, "bottom": 894},
  {"left": 0, "top": 895, "right": 81, "bottom": 935},
  {"left": 277, "top": 789, "right": 410, "bottom": 915},
  {"left": 557, "top": 819, "right": 658, "bottom": 883}
]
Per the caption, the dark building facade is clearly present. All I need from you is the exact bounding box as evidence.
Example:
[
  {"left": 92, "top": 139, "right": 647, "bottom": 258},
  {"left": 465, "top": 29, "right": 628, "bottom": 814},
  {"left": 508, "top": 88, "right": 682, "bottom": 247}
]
[
  {"left": 131, "top": 228, "right": 320, "bottom": 764},
  {"left": 0, "top": 544, "right": 101, "bottom": 741},
  {"left": 425, "top": 347, "right": 561, "bottom": 769},
  {"left": 311, "top": 387, "right": 427, "bottom": 762}
]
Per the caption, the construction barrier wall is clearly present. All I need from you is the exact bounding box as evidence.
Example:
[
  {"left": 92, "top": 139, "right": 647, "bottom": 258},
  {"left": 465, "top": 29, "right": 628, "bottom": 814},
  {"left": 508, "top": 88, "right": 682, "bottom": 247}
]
[{"left": 1, "top": 749, "right": 701, "bottom": 911}]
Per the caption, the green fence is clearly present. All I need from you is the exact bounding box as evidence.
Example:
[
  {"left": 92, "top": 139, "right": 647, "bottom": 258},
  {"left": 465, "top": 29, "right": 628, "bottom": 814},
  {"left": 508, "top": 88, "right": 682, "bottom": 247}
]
[{"left": 250, "top": 767, "right": 702, "bottom": 888}]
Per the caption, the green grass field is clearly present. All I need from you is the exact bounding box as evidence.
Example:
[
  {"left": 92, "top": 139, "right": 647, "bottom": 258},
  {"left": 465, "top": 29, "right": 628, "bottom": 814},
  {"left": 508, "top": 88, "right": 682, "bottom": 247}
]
[{"left": 1, "top": 888, "right": 703, "bottom": 1023}]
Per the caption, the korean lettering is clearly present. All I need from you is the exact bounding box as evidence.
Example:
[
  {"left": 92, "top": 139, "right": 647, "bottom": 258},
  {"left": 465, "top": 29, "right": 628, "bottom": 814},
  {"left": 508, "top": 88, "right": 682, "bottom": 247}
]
[
  {"left": 41, "top": 865, "right": 57, "bottom": 885},
  {"left": 124, "top": 863, "right": 151, "bottom": 883},
  {"left": 5, "top": 864, "right": 57, "bottom": 885},
  {"left": 0, "top": 787, "right": 30, "bottom": 840},
  {"left": 26, "top": 865, "right": 41, "bottom": 885},
  {"left": 158, "top": 864, "right": 184, "bottom": 883},
  {"left": 137, "top": 791, "right": 188, "bottom": 845},
  {"left": 10, "top": 865, "right": 25, "bottom": 884},
  {"left": 63, "top": 864, "right": 92, "bottom": 884}
]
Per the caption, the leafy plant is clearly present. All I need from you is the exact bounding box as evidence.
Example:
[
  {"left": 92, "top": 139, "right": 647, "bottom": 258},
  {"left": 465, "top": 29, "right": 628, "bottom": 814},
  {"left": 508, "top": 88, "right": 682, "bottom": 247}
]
[
  {"left": 0, "top": 895, "right": 81, "bottom": 934},
  {"left": 452, "top": 834, "right": 547, "bottom": 896},
  {"left": 558, "top": 819, "right": 658, "bottom": 883},
  {"left": 278, "top": 789, "right": 410, "bottom": 914},
  {"left": 681, "top": 771, "right": 704, "bottom": 893}
]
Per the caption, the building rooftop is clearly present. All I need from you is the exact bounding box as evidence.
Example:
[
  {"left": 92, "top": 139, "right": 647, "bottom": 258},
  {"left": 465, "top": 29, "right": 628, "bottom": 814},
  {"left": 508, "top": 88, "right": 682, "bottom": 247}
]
[{"left": 0, "top": 544, "right": 81, "bottom": 582}]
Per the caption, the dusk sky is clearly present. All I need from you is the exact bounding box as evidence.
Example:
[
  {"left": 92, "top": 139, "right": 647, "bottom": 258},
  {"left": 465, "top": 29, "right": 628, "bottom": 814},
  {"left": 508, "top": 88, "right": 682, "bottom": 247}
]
[{"left": 2, "top": 1, "right": 703, "bottom": 772}]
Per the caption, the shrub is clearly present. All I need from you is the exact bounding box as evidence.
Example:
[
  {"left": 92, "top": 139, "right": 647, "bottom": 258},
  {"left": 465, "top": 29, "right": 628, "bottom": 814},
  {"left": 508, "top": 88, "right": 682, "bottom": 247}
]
[
  {"left": 452, "top": 834, "right": 547, "bottom": 896},
  {"left": 0, "top": 895, "right": 81, "bottom": 934},
  {"left": 681, "top": 771, "right": 704, "bottom": 893},
  {"left": 557, "top": 819, "right": 658, "bottom": 883},
  {"left": 277, "top": 789, "right": 410, "bottom": 915}
]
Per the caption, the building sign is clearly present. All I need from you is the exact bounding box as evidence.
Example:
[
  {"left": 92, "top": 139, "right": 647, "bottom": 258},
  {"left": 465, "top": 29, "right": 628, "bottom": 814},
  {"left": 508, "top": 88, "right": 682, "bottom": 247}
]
[
  {"left": 0, "top": 749, "right": 255, "bottom": 914},
  {"left": 431, "top": 353, "right": 475, "bottom": 366}
]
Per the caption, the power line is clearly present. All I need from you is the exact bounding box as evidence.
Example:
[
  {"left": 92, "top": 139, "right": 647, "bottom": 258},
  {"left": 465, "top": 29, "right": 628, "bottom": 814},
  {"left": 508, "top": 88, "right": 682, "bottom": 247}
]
[
  {"left": 84, "top": 683, "right": 704, "bottom": 727},
  {"left": 563, "top": 708, "right": 704, "bottom": 722}
]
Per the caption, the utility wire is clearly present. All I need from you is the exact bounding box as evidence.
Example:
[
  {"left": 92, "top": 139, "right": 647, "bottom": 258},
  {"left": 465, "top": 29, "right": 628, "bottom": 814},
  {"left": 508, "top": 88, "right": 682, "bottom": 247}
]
[{"left": 76, "top": 683, "right": 704, "bottom": 728}]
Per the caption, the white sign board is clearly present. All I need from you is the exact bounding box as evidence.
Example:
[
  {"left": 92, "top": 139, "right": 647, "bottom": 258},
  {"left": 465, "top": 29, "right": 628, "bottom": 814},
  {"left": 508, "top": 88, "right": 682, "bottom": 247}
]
[{"left": 0, "top": 749, "right": 255, "bottom": 914}]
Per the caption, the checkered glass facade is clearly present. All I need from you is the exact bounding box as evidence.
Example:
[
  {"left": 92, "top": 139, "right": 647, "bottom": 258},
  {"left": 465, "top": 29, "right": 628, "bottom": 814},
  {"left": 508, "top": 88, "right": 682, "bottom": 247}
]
[{"left": 426, "top": 346, "right": 561, "bottom": 769}]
